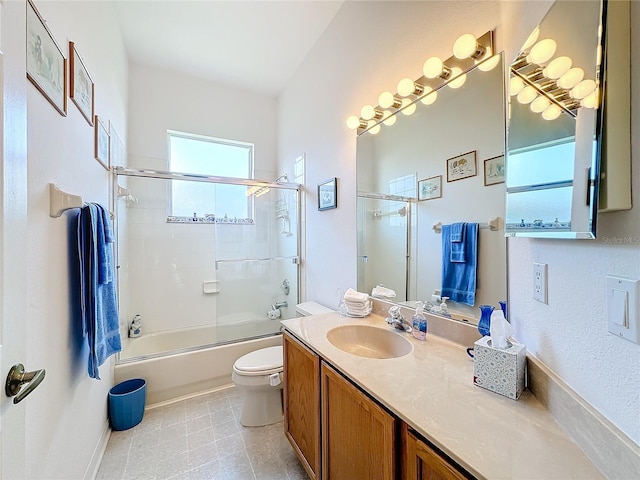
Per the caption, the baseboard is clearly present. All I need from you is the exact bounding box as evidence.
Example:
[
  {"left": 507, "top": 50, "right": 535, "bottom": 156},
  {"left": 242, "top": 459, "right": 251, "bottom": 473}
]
[
  {"left": 527, "top": 354, "right": 640, "bottom": 479},
  {"left": 83, "top": 420, "right": 111, "bottom": 480}
]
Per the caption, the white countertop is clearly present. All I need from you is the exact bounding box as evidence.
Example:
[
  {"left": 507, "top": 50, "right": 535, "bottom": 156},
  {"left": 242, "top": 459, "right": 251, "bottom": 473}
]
[{"left": 281, "top": 313, "right": 604, "bottom": 480}]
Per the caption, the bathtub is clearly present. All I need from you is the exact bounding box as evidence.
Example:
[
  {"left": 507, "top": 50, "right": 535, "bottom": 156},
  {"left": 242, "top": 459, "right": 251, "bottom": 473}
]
[{"left": 114, "top": 326, "right": 282, "bottom": 405}]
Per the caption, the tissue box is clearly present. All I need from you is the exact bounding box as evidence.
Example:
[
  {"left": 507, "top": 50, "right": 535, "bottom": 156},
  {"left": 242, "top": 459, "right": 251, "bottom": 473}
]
[{"left": 473, "top": 336, "right": 526, "bottom": 400}]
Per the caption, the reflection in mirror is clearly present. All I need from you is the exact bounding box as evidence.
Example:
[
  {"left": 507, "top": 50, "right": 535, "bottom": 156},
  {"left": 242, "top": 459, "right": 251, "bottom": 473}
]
[
  {"left": 505, "top": 0, "right": 605, "bottom": 238},
  {"left": 356, "top": 57, "right": 506, "bottom": 324}
]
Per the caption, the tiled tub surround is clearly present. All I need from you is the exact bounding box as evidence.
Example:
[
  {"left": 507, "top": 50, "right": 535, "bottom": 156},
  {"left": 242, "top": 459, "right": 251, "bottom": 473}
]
[{"left": 281, "top": 312, "right": 605, "bottom": 479}]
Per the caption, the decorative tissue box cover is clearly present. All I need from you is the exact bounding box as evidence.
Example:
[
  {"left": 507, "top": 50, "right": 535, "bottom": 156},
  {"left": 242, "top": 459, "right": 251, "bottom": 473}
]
[{"left": 473, "top": 336, "right": 526, "bottom": 400}]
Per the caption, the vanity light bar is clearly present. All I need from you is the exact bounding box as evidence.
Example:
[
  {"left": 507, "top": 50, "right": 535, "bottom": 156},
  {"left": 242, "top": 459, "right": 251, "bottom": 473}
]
[{"left": 347, "top": 30, "right": 495, "bottom": 136}]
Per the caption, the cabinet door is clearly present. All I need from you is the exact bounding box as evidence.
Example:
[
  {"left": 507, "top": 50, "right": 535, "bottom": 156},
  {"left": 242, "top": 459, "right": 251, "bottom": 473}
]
[
  {"left": 283, "top": 332, "right": 321, "bottom": 480},
  {"left": 402, "top": 423, "right": 468, "bottom": 480},
  {"left": 321, "top": 362, "right": 396, "bottom": 480}
]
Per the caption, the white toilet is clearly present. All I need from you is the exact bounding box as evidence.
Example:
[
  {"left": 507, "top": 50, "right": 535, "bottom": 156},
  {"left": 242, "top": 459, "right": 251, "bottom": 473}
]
[{"left": 232, "top": 301, "right": 334, "bottom": 426}]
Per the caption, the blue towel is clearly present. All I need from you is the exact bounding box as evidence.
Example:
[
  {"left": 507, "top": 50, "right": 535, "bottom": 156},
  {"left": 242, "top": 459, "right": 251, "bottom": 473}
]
[
  {"left": 450, "top": 222, "right": 466, "bottom": 263},
  {"left": 77, "top": 203, "right": 121, "bottom": 379},
  {"left": 441, "top": 223, "right": 479, "bottom": 306}
]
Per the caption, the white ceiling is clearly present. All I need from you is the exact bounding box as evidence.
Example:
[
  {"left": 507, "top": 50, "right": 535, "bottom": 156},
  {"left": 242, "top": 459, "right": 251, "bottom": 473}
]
[{"left": 113, "top": 0, "right": 345, "bottom": 97}]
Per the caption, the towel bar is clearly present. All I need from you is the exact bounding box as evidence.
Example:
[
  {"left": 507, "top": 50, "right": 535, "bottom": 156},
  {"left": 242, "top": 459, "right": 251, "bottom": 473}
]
[
  {"left": 49, "top": 183, "right": 83, "bottom": 217},
  {"left": 432, "top": 217, "right": 500, "bottom": 233}
]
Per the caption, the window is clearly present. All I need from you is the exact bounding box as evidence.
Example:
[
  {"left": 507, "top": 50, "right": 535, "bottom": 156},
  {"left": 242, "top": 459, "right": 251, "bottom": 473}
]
[{"left": 167, "top": 131, "right": 254, "bottom": 219}]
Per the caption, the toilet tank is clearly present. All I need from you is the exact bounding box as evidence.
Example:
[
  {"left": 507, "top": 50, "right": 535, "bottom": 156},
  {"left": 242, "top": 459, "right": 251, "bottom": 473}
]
[{"left": 295, "top": 301, "right": 334, "bottom": 317}]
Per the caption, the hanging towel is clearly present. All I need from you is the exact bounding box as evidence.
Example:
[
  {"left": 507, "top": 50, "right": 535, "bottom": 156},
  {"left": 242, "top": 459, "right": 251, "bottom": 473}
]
[
  {"left": 77, "top": 203, "right": 121, "bottom": 379},
  {"left": 441, "top": 223, "right": 479, "bottom": 306},
  {"left": 450, "top": 222, "right": 467, "bottom": 263}
]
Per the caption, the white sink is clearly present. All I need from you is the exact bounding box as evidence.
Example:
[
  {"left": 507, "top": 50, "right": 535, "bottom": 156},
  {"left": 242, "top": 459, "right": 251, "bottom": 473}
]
[{"left": 326, "top": 325, "right": 413, "bottom": 359}]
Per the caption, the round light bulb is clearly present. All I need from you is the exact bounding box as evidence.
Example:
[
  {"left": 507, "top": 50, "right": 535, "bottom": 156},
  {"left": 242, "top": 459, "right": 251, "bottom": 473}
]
[
  {"left": 477, "top": 52, "right": 500, "bottom": 72},
  {"left": 346, "top": 115, "right": 361, "bottom": 130},
  {"left": 420, "top": 87, "right": 437, "bottom": 105},
  {"left": 570, "top": 79, "right": 596, "bottom": 99},
  {"left": 400, "top": 98, "right": 416, "bottom": 115},
  {"left": 382, "top": 111, "right": 397, "bottom": 126},
  {"left": 509, "top": 76, "right": 525, "bottom": 96},
  {"left": 360, "top": 104, "right": 375, "bottom": 120},
  {"left": 369, "top": 124, "right": 381, "bottom": 135},
  {"left": 581, "top": 88, "right": 599, "bottom": 109},
  {"left": 397, "top": 78, "right": 416, "bottom": 97},
  {"left": 542, "top": 103, "right": 562, "bottom": 120},
  {"left": 527, "top": 38, "right": 557, "bottom": 65},
  {"left": 378, "top": 91, "right": 395, "bottom": 109},
  {"left": 453, "top": 33, "right": 477, "bottom": 59},
  {"left": 517, "top": 85, "right": 538, "bottom": 104},
  {"left": 542, "top": 56, "right": 572, "bottom": 79},
  {"left": 521, "top": 27, "right": 540, "bottom": 51},
  {"left": 448, "top": 67, "right": 466, "bottom": 89},
  {"left": 423, "top": 57, "right": 444, "bottom": 79},
  {"left": 530, "top": 95, "right": 551, "bottom": 113},
  {"left": 557, "top": 67, "right": 584, "bottom": 89}
]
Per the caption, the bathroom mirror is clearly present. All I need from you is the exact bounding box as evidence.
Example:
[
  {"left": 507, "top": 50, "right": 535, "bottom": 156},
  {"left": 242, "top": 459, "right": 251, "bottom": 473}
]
[
  {"left": 356, "top": 56, "right": 507, "bottom": 324},
  {"left": 505, "top": 0, "right": 606, "bottom": 239}
]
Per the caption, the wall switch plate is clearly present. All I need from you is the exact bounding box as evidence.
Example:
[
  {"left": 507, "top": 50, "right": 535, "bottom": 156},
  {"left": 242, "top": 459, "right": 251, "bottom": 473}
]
[
  {"left": 533, "top": 263, "right": 548, "bottom": 304},
  {"left": 606, "top": 275, "right": 640, "bottom": 345}
]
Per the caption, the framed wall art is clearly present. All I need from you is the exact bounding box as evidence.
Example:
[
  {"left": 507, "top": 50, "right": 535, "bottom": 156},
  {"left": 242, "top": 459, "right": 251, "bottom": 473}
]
[
  {"left": 26, "top": 0, "right": 67, "bottom": 115},
  {"left": 94, "top": 115, "right": 110, "bottom": 170},
  {"left": 484, "top": 155, "right": 505, "bottom": 186},
  {"left": 69, "top": 41, "right": 94, "bottom": 125},
  {"left": 446, "top": 150, "right": 477, "bottom": 182},
  {"left": 318, "top": 177, "right": 337, "bottom": 211},
  {"left": 109, "top": 121, "right": 126, "bottom": 167},
  {"left": 418, "top": 175, "right": 442, "bottom": 201}
]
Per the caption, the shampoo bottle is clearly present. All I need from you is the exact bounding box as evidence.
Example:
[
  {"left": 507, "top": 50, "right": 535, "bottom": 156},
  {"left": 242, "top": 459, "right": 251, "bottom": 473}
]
[{"left": 412, "top": 301, "right": 427, "bottom": 341}]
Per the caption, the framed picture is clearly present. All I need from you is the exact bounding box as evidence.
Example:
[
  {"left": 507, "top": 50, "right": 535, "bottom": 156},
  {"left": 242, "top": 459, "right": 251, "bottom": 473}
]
[
  {"left": 26, "top": 0, "right": 67, "bottom": 116},
  {"left": 484, "top": 155, "right": 505, "bottom": 186},
  {"left": 318, "top": 177, "right": 337, "bottom": 211},
  {"left": 109, "top": 121, "right": 126, "bottom": 167},
  {"left": 418, "top": 175, "right": 442, "bottom": 201},
  {"left": 69, "top": 41, "right": 94, "bottom": 126},
  {"left": 446, "top": 150, "right": 477, "bottom": 182},
  {"left": 94, "top": 115, "right": 110, "bottom": 170}
]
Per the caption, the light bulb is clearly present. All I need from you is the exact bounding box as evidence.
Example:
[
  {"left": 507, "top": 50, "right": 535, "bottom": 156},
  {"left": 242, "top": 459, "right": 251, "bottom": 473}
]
[
  {"left": 420, "top": 87, "right": 437, "bottom": 105},
  {"left": 477, "top": 51, "right": 500, "bottom": 72},
  {"left": 542, "top": 103, "right": 562, "bottom": 120},
  {"left": 400, "top": 98, "right": 416, "bottom": 115},
  {"left": 361, "top": 104, "right": 375, "bottom": 120},
  {"left": 517, "top": 85, "right": 538, "bottom": 104},
  {"left": 346, "top": 115, "right": 361, "bottom": 130},
  {"left": 509, "top": 76, "right": 525, "bottom": 96},
  {"left": 397, "top": 78, "right": 417, "bottom": 97},
  {"left": 557, "top": 67, "right": 584, "bottom": 89},
  {"left": 570, "top": 79, "right": 596, "bottom": 99},
  {"left": 542, "top": 56, "right": 572, "bottom": 79},
  {"left": 530, "top": 95, "right": 551, "bottom": 113},
  {"left": 527, "top": 39, "right": 557, "bottom": 65},
  {"left": 423, "top": 57, "right": 445, "bottom": 79},
  {"left": 382, "top": 111, "right": 397, "bottom": 126},
  {"left": 521, "top": 27, "right": 540, "bottom": 51},
  {"left": 448, "top": 67, "right": 466, "bottom": 89},
  {"left": 378, "top": 91, "right": 397, "bottom": 109},
  {"left": 453, "top": 33, "right": 478, "bottom": 59},
  {"left": 581, "top": 88, "right": 599, "bottom": 109},
  {"left": 369, "top": 124, "right": 381, "bottom": 135}
]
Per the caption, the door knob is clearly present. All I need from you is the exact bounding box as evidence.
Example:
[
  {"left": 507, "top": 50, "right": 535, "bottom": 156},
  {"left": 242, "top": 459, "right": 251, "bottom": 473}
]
[{"left": 5, "top": 363, "right": 46, "bottom": 404}]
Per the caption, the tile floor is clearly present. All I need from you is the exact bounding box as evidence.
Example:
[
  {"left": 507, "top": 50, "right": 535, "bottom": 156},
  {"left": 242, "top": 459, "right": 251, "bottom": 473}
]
[{"left": 97, "top": 386, "right": 309, "bottom": 480}]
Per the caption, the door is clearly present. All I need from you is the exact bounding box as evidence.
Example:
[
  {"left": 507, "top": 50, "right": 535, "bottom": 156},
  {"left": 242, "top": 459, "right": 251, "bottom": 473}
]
[
  {"left": 0, "top": 0, "right": 29, "bottom": 478},
  {"left": 402, "top": 424, "right": 467, "bottom": 480}
]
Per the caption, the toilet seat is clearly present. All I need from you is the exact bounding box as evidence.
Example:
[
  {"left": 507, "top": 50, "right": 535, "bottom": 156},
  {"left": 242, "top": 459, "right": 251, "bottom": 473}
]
[{"left": 233, "top": 346, "right": 283, "bottom": 377}]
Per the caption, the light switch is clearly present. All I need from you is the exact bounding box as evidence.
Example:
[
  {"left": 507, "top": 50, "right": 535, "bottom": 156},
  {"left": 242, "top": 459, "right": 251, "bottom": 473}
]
[{"left": 606, "top": 275, "right": 640, "bottom": 345}]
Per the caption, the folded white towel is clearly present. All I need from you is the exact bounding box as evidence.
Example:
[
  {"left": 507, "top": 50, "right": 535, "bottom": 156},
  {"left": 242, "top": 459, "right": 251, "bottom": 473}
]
[
  {"left": 344, "top": 299, "right": 368, "bottom": 308},
  {"left": 343, "top": 288, "right": 369, "bottom": 304},
  {"left": 371, "top": 286, "right": 396, "bottom": 298}
]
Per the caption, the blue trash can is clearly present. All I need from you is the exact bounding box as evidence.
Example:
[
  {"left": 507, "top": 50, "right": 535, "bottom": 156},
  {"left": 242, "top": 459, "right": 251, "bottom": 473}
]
[{"left": 108, "top": 378, "right": 146, "bottom": 431}]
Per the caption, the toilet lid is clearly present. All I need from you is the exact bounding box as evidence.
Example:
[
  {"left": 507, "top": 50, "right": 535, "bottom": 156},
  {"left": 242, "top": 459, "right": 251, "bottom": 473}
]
[{"left": 234, "top": 346, "right": 283, "bottom": 374}]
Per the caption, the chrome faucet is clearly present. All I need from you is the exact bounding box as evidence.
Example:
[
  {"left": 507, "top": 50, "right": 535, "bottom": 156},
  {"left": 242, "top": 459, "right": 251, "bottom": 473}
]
[{"left": 385, "top": 306, "right": 412, "bottom": 333}]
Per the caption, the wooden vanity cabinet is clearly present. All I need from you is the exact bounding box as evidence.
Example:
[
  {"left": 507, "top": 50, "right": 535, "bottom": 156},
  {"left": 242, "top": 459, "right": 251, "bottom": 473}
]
[
  {"left": 321, "top": 362, "right": 396, "bottom": 480},
  {"left": 283, "top": 332, "right": 321, "bottom": 480}
]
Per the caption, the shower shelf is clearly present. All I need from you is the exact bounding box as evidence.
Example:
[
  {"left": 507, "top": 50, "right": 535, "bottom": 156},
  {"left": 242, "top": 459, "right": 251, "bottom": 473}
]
[{"left": 215, "top": 256, "right": 299, "bottom": 269}]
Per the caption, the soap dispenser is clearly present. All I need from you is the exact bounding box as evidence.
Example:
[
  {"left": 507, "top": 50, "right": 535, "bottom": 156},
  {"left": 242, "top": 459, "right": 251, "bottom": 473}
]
[
  {"left": 439, "top": 297, "right": 449, "bottom": 314},
  {"left": 412, "top": 301, "right": 427, "bottom": 341}
]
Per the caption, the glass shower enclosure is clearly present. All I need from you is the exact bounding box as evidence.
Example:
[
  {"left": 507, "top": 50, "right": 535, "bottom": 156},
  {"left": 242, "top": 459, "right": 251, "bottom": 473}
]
[{"left": 113, "top": 167, "right": 300, "bottom": 361}]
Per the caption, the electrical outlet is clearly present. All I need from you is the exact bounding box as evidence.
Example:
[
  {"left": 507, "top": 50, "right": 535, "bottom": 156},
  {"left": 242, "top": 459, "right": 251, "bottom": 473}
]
[{"left": 533, "top": 263, "right": 548, "bottom": 304}]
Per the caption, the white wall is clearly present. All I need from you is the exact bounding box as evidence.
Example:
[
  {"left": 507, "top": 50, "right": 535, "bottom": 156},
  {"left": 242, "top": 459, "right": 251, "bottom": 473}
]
[
  {"left": 278, "top": 0, "right": 639, "bottom": 445},
  {"left": 24, "top": 1, "right": 128, "bottom": 478}
]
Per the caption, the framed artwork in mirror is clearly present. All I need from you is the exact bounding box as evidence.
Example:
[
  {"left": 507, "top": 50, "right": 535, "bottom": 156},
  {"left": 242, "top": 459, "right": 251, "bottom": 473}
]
[
  {"left": 318, "top": 177, "right": 337, "bottom": 211},
  {"left": 418, "top": 175, "right": 442, "bottom": 201},
  {"left": 94, "top": 115, "right": 109, "bottom": 170},
  {"left": 484, "top": 155, "right": 505, "bottom": 186},
  {"left": 69, "top": 41, "right": 94, "bottom": 126},
  {"left": 26, "top": 0, "right": 67, "bottom": 116},
  {"left": 446, "top": 150, "right": 476, "bottom": 182}
]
